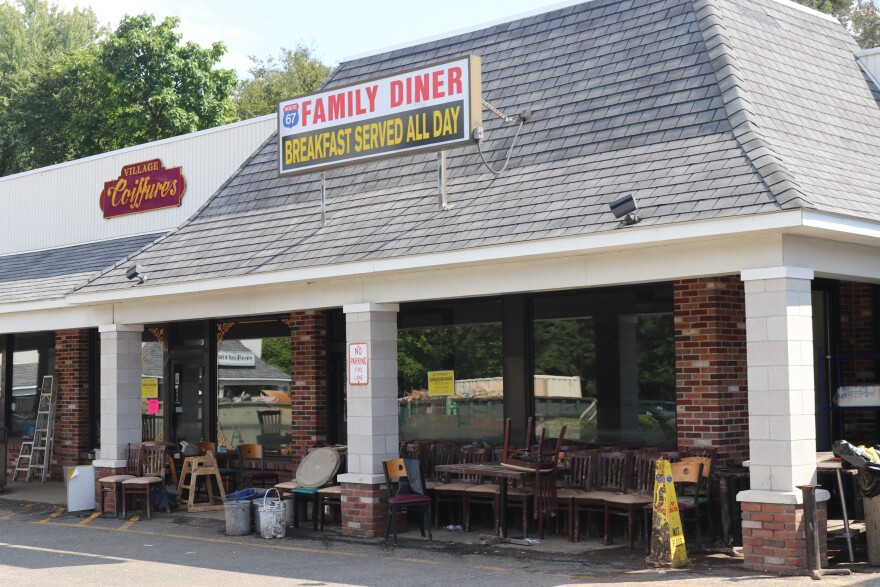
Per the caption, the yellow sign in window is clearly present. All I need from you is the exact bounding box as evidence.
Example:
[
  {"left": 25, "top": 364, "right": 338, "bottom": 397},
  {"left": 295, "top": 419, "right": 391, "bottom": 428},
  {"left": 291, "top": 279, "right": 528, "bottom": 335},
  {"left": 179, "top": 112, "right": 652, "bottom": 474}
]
[
  {"left": 428, "top": 371, "right": 455, "bottom": 396},
  {"left": 141, "top": 378, "right": 159, "bottom": 398}
]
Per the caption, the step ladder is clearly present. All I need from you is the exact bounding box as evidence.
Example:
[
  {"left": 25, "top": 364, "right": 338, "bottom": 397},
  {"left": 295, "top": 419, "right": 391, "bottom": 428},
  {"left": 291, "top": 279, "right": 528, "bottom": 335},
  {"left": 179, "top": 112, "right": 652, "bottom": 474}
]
[{"left": 11, "top": 376, "right": 55, "bottom": 483}]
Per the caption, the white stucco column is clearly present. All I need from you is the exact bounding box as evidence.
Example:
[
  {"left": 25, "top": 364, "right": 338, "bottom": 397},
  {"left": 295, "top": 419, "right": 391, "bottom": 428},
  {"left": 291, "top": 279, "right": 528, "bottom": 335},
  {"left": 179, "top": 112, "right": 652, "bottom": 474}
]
[
  {"left": 93, "top": 324, "right": 143, "bottom": 468},
  {"left": 337, "top": 303, "right": 399, "bottom": 485},
  {"left": 739, "top": 267, "right": 825, "bottom": 503}
]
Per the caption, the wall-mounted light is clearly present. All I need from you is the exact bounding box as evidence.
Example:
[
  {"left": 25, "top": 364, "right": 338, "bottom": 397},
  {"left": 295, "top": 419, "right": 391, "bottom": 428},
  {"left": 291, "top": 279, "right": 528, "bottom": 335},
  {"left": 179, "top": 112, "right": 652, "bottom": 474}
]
[
  {"left": 126, "top": 263, "right": 146, "bottom": 284},
  {"left": 609, "top": 194, "right": 640, "bottom": 226}
]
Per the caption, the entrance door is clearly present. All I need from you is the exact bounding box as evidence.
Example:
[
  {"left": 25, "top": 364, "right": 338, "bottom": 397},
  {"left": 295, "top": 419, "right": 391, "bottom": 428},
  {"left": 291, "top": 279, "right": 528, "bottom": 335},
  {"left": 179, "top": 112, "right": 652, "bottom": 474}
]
[{"left": 170, "top": 359, "right": 205, "bottom": 444}]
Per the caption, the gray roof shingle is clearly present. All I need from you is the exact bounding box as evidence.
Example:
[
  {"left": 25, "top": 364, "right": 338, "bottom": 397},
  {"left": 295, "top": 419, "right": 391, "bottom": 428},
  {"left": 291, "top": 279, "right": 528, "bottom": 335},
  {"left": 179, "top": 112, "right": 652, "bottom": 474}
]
[
  {"left": 74, "top": 0, "right": 878, "bottom": 293},
  {"left": 0, "top": 233, "right": 165, "bottom": 304}
]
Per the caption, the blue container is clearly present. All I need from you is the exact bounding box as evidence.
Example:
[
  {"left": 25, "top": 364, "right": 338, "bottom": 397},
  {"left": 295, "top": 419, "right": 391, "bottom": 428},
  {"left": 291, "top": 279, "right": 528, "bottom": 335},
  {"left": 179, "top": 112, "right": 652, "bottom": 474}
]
[{"left": 225, "top": 488, "right": 267, "bottom": 501}]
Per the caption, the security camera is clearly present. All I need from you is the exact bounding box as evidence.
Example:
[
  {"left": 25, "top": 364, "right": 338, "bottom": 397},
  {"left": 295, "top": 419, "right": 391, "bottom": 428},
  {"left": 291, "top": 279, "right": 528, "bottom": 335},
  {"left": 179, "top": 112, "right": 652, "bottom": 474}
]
[
  {"left": 126, "top": 263, "right": 146, "bottom": 284},
  {"left": 609, "top": 194, "right": 640, "bottom": 225}
]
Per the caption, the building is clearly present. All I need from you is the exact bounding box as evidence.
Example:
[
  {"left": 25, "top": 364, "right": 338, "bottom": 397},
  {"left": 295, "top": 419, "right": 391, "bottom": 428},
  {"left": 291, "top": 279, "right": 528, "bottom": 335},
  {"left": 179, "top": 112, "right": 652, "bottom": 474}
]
[{"left": 3, "top": 0, "right": 880, "bottom": 573}]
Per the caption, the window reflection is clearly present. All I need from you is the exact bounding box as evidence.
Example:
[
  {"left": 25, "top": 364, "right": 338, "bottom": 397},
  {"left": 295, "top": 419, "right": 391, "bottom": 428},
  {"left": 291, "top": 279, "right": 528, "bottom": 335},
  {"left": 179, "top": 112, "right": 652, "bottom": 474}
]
[
  {"left": 217, "top": 332, "right": 292, "bottom": 455},
  {"left": 141, "top": 328, "right": 165, "bottom": 441},
  {"left": 398, "top": 299, "right": 504, "bottom": 443},
  {"left": 10, "top": 332, "right": 54, "bottom": 439}
]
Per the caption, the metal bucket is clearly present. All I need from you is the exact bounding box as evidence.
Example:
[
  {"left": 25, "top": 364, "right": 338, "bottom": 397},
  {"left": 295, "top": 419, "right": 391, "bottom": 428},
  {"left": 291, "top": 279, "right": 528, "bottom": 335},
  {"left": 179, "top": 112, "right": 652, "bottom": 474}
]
[
  {"left": 257, "top": 488, "right": 286, "bottom": 539},
  {"left": 252, "top": 495, "right": 280, "bottom": 534},
  {"left": 224, "top": 498, "right": 252, "bottom": 536}
]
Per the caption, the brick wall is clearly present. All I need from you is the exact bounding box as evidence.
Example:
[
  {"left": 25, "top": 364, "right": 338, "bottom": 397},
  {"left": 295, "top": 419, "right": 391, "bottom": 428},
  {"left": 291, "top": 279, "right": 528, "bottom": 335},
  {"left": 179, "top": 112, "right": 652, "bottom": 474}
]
[
  {"left": 289, "top": 311, "right": 327, "bottom": 461},
  {"left": 674, "top": 277, "right": 748, "bottom": 466},
  {"left": 341, "top": 482, "right": 386, "bottom": 537},
  {"left": 54, "top": 329, "right": 93, "bottom": 480},
  {"left": 837, "top": 282, "right": 878, "bottom": 446},
  {"left": 741, "top": 501, "right": 827, "bottom": 573}
]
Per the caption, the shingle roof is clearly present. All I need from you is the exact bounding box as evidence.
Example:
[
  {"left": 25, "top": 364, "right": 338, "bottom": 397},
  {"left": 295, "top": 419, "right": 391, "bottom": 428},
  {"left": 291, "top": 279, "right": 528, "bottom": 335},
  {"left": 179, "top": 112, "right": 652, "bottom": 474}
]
[
  {"left": 75, "top": 0, "right": 877, "bottom": 293},
  {"left": 0, "top": 233, "right": 165, "bottom": 304}
]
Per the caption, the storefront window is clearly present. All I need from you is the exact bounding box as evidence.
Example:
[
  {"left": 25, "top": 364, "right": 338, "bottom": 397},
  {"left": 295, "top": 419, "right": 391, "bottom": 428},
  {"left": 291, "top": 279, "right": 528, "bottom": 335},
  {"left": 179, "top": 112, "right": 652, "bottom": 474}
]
[
  {"left": 10, "top": 332, "right": 55, "bottom": 439},
  {"left": 533, "top": 287, "right": 675, "bottom": 448},
  {"left": 533, "top": 317, "right": 598, "bottom": 443},
  {"left": 398, "top": 299, "right": 504, "bottom": 443},
  {"left": 141, "top": 328, "right": 166, "bottom": 441},
  {"left": 217, "top": 320, "right": 292, "bottom": 455}
]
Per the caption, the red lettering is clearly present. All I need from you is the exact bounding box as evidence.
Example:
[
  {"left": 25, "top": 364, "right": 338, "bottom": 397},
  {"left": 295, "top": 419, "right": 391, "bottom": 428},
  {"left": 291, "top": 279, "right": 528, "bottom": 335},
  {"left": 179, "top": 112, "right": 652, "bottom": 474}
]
[
  {"left": 414, "top": 74, "right": 430, "bottom": 103},
  {"left": 390, "top": 80, "right": 403, "bottom": 107},
  {"left": 448, "top": 66, "right": 463, "bottom": 95},
  {"left": 301, "top": 100, "right": 312, "bottom": 126},
  {"left": 328, "top": 94, "right": 345, "bottom": 121},
  {"left": 355, "top": 90, "right": 366, "bottom": 115},
  {"left": 313, "top": 98, "right": 326, "bottom": 124},
  {"left": 365, "top": 85, "right": 378, "bottom": 112},
  {"left": 432, "top": 70, "right": 445, "bottom": 98},
  {"left": 405, "top": 77, "right": 412, "bottom": 105},
  {"left": 347, "top": 90, "right": 354, "bottom": 117}
]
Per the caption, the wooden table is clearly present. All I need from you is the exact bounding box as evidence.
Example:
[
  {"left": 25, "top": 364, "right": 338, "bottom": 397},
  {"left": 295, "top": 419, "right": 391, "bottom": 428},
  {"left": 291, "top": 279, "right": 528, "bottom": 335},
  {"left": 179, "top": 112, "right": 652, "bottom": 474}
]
[
  {"left": 817, "top": 451, "right": 860, "bottom": 563},
  {"left": 434, "top": 463, "right": 530, "bottom": 538}
]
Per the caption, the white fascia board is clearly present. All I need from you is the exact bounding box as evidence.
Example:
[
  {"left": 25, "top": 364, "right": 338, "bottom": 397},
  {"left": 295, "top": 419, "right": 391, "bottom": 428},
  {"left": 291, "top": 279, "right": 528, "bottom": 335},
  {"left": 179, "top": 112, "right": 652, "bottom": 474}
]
[
  {"left": 0, "top": 298, "right": 69, "bottom": 316},
  {"left": 65, "top": 210, "right": 805, "bottom": 306},
  {"left": 801, "top": 210, "right": 880, "bottom": 240}
]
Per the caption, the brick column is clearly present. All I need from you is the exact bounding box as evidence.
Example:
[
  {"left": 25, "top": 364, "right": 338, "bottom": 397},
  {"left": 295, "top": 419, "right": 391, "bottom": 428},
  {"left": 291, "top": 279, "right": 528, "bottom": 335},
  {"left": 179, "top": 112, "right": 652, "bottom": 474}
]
[
  {"left": 93, "top": 324, "right": 143, "bottom": 467},
  {"left": 54, "top": 329, "right": 92, "bottom": 480},
  {"left": 338, "top": 303, "right": 399, "bottom": 537},
  {"left": 738, "top": 267, "right": 829, "bottom": 574},
  {"left": 289, "top": 311, "right": 327, "bottom": 461},
  {"left": 674, "top": 276, "right": 748, "bottom": 465}
]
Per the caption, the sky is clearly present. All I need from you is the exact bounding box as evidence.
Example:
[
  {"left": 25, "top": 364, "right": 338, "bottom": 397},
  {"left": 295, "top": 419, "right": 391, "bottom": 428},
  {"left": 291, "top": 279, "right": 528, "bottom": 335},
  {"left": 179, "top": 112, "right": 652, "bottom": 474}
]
[{"left": 52, "top": 0, "right": 563, "bottom": 79}]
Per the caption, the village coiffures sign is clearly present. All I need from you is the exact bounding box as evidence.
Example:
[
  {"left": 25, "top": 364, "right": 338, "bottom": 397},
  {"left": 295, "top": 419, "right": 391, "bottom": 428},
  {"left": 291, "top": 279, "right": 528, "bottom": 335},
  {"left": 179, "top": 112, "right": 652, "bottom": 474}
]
[
  {"left": 278, "top": 56, "right": 482, "bottom": 176},
  {"left": 100, "top": 158, "right": 186, "bottom": 219}
]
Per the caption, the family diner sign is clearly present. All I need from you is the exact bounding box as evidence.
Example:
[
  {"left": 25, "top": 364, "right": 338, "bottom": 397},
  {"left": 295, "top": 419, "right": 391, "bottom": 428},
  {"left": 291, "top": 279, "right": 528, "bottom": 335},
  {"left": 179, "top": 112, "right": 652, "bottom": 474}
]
[
  {"left": 278, "top": 56, "right": 482, "bottom": 175},
  {"left": 100, "top": 158, "right": 186, "bottom": 219}
]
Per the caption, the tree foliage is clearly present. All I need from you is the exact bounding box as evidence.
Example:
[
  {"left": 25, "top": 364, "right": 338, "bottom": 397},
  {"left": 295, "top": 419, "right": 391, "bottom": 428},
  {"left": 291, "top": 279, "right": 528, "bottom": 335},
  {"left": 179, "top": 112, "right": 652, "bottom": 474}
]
[
  {"left": 0, "top": 0, "right": 100, "bottom": 175},
  {"left": 262, "top": 337, "right": 292, "bottom": 375},
  {"left": 99, "top": 14, "right": 236, "bottom": 143},
  {"left": 233, "top": 44, "right": 331, "bottom": 120},
  {"left": 0, "top": 4, "right": 237, "bottom": 175}
]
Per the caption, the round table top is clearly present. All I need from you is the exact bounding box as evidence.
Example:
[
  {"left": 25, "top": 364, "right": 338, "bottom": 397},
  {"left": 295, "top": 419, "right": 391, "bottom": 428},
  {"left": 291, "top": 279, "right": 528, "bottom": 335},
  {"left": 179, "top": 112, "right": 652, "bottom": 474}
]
[{"left": 296, "top": 447, "right": 341, "bottom": 488}]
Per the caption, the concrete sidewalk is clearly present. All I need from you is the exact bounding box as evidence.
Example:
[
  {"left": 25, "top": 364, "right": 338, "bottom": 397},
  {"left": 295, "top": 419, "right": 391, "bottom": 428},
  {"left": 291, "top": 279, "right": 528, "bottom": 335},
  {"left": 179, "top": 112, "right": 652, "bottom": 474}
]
[{"left": 1, "top": 488, "right": 877, "bottom": 584}]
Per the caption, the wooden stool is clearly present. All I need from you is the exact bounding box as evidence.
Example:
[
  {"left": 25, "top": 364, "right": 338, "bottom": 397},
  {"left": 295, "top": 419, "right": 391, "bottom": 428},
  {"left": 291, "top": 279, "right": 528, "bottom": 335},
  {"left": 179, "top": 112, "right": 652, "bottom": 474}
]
[{"left": 178, "top": 453, "right": 226, "bottom": 512}]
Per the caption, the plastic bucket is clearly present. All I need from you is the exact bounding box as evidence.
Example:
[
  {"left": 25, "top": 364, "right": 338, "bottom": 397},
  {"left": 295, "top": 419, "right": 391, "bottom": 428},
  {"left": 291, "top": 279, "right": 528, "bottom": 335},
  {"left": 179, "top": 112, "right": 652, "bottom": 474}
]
[
  {"left": 258, "top": 488, "right": 286, "bottom": 539},
  {"left": 252, "top": 495, "right": 280, "bottom": 534},
  {"left": 224, "top": 498, "right": 252, "bottom": 536}
]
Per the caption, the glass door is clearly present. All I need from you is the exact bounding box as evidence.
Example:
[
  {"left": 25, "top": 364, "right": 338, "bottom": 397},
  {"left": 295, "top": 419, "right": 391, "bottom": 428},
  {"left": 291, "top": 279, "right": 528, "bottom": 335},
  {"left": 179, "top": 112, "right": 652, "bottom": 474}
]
[{"left": 170, "top": 359, "right": 205, "bottom": 444}]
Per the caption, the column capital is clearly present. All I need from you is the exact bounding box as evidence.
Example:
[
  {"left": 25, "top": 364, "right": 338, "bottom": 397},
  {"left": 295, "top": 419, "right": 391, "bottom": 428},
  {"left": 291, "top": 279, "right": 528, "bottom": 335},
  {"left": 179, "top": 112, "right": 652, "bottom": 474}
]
[
  {"left": 737, "top": 488, "right": 830, "bottom": 505},
  {"left": 740, "top": 267, "right": 814, "bottom": 282},
  {"left": 98, "top": 323, "right": 144, "bottom": 333},
  {"left": 343, "top": 303, "right": 399, "bottom": 314}
]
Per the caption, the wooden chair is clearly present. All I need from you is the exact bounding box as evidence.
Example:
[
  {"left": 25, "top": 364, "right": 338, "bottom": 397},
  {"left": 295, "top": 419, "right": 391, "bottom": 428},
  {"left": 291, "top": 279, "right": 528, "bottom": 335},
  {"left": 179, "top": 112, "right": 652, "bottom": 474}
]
[
  {"left": 679, "top": 455, "right": 714, "bottom": 542},
  {"left": 98, "top": 443, "right": 142, "bottom": 517},
  {"left": 573, "top": 451, "right": 630, "bottom": 541},
  {"left": 434, "top": 443, "right": 488, "bottom": 528},
  {"left": 604, "top": 450, "right": 659, "bottom": 548},
  {"left": 121, "top": 444, "right": 170, "bottom": 519},
  {"left": 555, "top": 449, "right": 598, "bottom": 541},
  {"left": 141, "top": 414, "right": 160, "bottom": 441},
  {"left": 502, "top": 420, "right": 567, "bottom": 538},
  {"left": 383, "top": 458, "right": 432, "bottom": 544},
  {"left": 239, "top": 443, "right": 280, "bottom": 488}
]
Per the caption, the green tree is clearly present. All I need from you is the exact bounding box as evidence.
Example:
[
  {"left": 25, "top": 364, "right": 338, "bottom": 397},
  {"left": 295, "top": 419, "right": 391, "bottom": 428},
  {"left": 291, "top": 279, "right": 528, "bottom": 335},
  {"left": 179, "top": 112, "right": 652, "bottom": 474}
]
[
  {"left": 0, "top": 0, "right": 100, "bottom": 175},
  {"left": 233, "top": 44, "right": 331, "bottom": 120},
  {"left": 99, "top": 14, "right": 236, "bottom": 143},
  {"left": 4, "top": 10, "right": 238, "bottom": 174},
  {"left": 262, "top": 337, "right": 292, "bottom": 375},
  {"left": 794, "top": 0, "right": 853, "bottom": 16}
]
